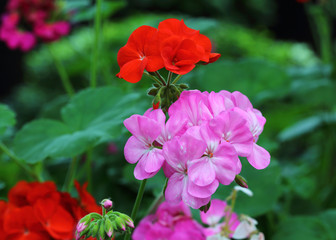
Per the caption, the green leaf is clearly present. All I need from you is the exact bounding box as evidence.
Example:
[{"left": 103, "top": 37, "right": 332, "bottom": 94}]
[
  {"left": 273, "top": 216, "right": 330, "bottom": 240},
  {"left": 273, "top": 210, "right": 336, "bottom": 240},
  {"left": 0, "top": 104, "right": 16, "bottom": 136},
  {"left": 214, "top": 159, "right": 282, "bottom": 217},
  {"left": 13, "top": 87, "right": 149, "bottom": 163},
  {"left": 186, "top": 59, "right": 290, "bottom": 103},
  {"left": 278, "top": 112, "right": 336, "bottom": 141}
]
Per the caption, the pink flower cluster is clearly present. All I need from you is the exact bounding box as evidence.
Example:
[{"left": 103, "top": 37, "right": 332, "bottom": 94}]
[
  {"left": 0, "top": 0, "right": 70, "bottom": 51},
  {"left": 132, "top": 201, "right": 206, "bottom": 240},
  {"left": 132, "top": 199, "right": 247, "bottom": 240},
  {"left": 124, "top": 90, "right": 270, "bottom": 209}
]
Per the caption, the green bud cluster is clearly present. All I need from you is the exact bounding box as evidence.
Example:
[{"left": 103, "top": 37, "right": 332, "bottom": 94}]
[
  {"left": 75, "top": 200, "right": 134, "bottom": 240},
  {"left": 148, "top": 83, "right": 189, "bottom": 112}
]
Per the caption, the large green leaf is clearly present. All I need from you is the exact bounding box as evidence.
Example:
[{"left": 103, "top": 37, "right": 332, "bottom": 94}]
[
  {"left": 13, "top": 87, "right": 149, "bottom": 163},
  {"left": 273, "top": 210, "right": 336, "bottom": 240},
  {"left": 185, "top": 59, "right": 290, "bottom": 103},
  {"left": 0, "top": 104, "right": 16, "bottom": 136},
  {"left": 214, "top": 159, "right": 282, "bottom": 217}
]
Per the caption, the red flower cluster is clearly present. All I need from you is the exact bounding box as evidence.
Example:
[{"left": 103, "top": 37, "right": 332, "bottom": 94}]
[
  {"left": 0, "top": 180, "right": 100, "bottom": 240},
  {"left": 117, "top": 18, "right": 220, "bottom": 83},
  {"left": 0, "top": 0, "right": 70, "bottom": 51}
]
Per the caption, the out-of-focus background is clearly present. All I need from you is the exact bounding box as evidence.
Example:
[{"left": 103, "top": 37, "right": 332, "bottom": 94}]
[{"left": 0, "top": 0, "right": 336, "bottom": 239}]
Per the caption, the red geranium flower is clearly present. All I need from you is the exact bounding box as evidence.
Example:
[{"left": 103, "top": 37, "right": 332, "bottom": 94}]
[
  {"left": 117, "top": 25, "right": 164, "bottom": 83},
  {"left": 1, "top": 180, "right": 100, "bottom": 240}
]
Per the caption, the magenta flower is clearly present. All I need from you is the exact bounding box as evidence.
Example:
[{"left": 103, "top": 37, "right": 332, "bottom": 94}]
[
  {"left": 209, "top": 110, "right": 253, "bottom": 157},
  {"left": 132, "top": 201, "right": 205, "bottom": 240},
  {"left": 124, "top": 109, "right": 165, "bottom": 180},
  {"left": 34, "top": 21, "right": 70, "bottom": 42},
  {"left": 200, "top": 199, "right": 240, "bottom": 238},
  {"left": 187, "top": 125, "right": 239, "bottom": 186},
  {"left": 0, "top": 13, "right": 36, "bottom": 51},
  {"left": 163, "top": 133, "right": 218, "bottom": 209}
]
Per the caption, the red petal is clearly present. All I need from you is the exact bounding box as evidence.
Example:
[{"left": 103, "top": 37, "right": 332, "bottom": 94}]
[
  {"left": 127, "top": 25, "right": 158, "bottom": 53},
  {"left": 117, "top": 45, "right": 140, "bottom": 68},
  {"left": 117, "top": 58, "right": 148, "bottom": 83},
  {"left": 145, "top": 55, "right": 164, "bottom": 72}
]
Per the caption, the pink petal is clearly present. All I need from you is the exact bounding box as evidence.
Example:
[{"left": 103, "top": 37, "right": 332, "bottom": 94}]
[
  {"left": 165, "top": 173, "right": 185, "bottom": 204},
  {"left": 134, "top": 158, "right": 157, "bottom": 180},
  {"left": 231, "top": 91, "right": 253, "bottom": 110},
  {"left": 247, "top": 143, "right": 270, "bottom": 170},
  {"left": 124, "top": 136, "right": 147, "bottom": 164},
  {"left": 200, "top": 199, "right": 227, "bottom": 225},
  {"left": 143, "top": 148, "right": 165, "bottom": 173},
  {"left": 187, "top": 177, "right": 218, "bottom": 198},
  {"left": 188, "top": 157, "right": 216, "bottom": 186},
  {"left": 124, "top": 115, "right": 161, "bottom": 143}
]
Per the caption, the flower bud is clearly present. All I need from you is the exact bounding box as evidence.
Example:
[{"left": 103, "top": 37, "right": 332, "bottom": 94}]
[
  {"left": 235, "top": 175, "right": 248, "bottom": 188},
  {"left": 101, "top": 199, "right": 113, "bottom": 210},
  {"left": 98, "top": 220, "right": 106, "bottom": 239},
  {"left": 104, "top": 218, "right": 114, "bottom": 237},
  {"left": 147, "top": 87, "right": 159, "bottom": 96}
]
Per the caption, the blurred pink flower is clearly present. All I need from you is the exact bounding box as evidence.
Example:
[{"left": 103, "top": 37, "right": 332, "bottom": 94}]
[{"left": 200, "top": 199, "right": 240, "bottom": 238}]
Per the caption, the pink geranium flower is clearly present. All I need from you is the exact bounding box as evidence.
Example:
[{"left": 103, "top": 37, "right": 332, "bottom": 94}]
[
  {"left": 132, "top": 201, "right": 205, "bottom": 240},
  {"left": 163, "top": 133, "right": 218, "bottom": 209},
  {"left": 187, "top": 125, "right": 238, "bottom": 186},
  {"left": 124, "top": 109, "right": 165, "bottom": 180}
]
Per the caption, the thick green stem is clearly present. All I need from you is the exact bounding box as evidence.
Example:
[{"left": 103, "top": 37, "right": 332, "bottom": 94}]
[
  {"left": 90, "top": 0, "right": 103, "bottom": 88},
  {"left": 124, "top": 179, "right": 147, "bottom": 240},
  {"left": 172, "top": 74, "right": 182, "bottom": 84},
  {"left": 48, "top": 46, "right": 75, "bottom": 97},
  {"left": 0, "top": 142, "right": 42, "bottom": 181},
  {"left": 63, "top": 156, "right": 78, "bottom": 192}
]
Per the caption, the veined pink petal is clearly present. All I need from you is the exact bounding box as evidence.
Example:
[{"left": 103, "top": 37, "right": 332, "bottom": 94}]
[
  {"left": 165, "top": 173, "right": 185, "bottom": 204},
  {"left": 142, "top": 148, "right": 165, "bottom": 173},
  {"left": 247, "top": 143, "right": 270, "bottom": 170},
  {"left": 124, "top": 136, "right": 147, "bottom": 164},
  {"left": 124, "top": 115, "right": 161, "bottom": 143}
]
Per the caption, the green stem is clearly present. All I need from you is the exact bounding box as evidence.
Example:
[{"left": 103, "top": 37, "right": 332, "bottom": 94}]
[
  {"left": 48, "top": 46, "right": 75, "bottom": 97},
  {"left": 144, "top": 72, "right": 163, "bottom": 86},
  {"left": 172, "top": 74, "right": 182, "bottom": 84},
  {"left": 167, "top": 71, "right": 173, "bottom": 86},
  {"left": 154, "top": 71, "right": 166, "bottom": 85},
  {"left": 0, "top": 142, "right": 42, "bottom": 181},
  {"left": 63, "top": 156, "right": 78, "bottom": 192},
  {"left": 222, "top": 189, "right": 237, "bottom": 235},
  {"left": 90, "top": 0, "right": 103, "bottom": 88},
  {"left": 124, "top": 179, "right": 147, "bottom": 240}
]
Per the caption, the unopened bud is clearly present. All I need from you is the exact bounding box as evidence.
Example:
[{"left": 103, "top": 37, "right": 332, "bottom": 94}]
[
  {"left": 235, "top": 175, "right": 248, "bottom": 188},
  {"left": 98, "top": 220, "right": 106, "bottom": 239},
  {"left": 153, "top": 94, "right": 161, "bottom": 109},
  {"left": 178, "top": 83, "right": 189, "bottom": 89},
  {"left": 101, "top": 199, "right": 113, "bottom": 210},
  {"left": 104, "top": 218, "right": 114, "bottom": 237}
]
